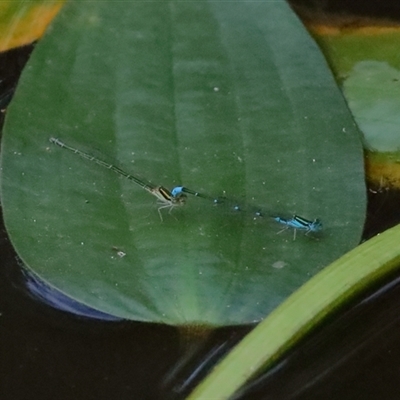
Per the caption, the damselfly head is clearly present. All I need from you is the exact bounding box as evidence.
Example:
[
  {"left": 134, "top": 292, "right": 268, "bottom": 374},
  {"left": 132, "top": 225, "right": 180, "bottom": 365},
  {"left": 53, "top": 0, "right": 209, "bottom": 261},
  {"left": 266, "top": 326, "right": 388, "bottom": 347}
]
[{"left": 311, "top": 219, "right": 322, "bottom": 232}]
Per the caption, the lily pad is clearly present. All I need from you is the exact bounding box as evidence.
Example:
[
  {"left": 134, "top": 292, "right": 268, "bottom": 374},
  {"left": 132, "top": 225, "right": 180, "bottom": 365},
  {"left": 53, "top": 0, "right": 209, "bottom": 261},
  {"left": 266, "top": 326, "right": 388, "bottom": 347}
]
[
  {"left": 313, "top": 28, "right": 400, "bottom": 153},
  {"left": 0, "top": 0, "right": 365, "bottom": 326},
  {"left": 344, "top": 60, "right": 400, "bottom": 152}
]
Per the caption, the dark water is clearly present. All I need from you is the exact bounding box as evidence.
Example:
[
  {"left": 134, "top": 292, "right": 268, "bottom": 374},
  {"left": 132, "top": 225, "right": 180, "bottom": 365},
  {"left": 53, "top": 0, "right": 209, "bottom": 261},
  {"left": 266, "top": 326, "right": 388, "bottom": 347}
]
[
  {"left": 3, "top": 6, "right": 400, "bottom": 398},
  {"left": 290, "top": 0, "right": 400, "bottom": 21}
]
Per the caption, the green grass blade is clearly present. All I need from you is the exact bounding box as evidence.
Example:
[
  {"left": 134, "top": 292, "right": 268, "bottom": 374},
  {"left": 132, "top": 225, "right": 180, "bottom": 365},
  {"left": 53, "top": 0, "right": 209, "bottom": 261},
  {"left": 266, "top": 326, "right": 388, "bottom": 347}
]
[{"left": 188, "top": 224, "right": 400, "bottom": 399}]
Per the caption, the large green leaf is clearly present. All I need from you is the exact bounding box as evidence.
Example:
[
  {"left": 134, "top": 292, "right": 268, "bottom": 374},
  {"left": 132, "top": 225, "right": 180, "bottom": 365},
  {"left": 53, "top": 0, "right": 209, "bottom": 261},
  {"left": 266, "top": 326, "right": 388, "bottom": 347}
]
[{"left": 0, "top": 0, "right": 365, "bottom": 326}]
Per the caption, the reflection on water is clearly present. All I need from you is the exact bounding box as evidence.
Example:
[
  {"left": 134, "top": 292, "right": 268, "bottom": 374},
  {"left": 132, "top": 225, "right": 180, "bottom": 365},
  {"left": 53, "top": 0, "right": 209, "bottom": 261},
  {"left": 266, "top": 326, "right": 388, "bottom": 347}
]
[{"left": 20, "top": 265, "right": 122, "bottom": 321}]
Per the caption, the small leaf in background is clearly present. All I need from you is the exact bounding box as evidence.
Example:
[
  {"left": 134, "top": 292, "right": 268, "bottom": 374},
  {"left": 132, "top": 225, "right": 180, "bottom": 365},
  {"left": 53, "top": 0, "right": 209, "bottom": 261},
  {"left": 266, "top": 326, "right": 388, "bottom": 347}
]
[
  {"left": 0, "top": 0, "right": 365, "bottom": 326},
  {"left": 311, "top": 25, "right": 400, "bottom": 189},
  {"left": 0, "top": 0, "right": 64, "bottom": 52},
  {"left": 344, "top": 60, "right": 400, "bottom": 152}
]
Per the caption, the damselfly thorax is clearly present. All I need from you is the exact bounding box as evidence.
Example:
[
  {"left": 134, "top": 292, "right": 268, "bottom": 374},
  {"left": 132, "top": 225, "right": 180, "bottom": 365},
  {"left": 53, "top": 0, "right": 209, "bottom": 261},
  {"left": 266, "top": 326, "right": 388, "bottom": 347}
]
[{"left": 150, "top": 186, "right": 186, "bottom": 221}]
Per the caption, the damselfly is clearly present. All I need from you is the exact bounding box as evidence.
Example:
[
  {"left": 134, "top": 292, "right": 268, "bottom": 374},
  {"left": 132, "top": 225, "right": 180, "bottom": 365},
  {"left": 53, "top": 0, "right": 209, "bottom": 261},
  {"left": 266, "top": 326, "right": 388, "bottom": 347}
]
[
  {"left": 274, "top": 215, "right": 322, "bottom": 240},
  {"left": 173, "top": 185, "right": 322, "bottom": 239},
  {"left": 49, "top": 138, "right": 186, "bottom": 220}
]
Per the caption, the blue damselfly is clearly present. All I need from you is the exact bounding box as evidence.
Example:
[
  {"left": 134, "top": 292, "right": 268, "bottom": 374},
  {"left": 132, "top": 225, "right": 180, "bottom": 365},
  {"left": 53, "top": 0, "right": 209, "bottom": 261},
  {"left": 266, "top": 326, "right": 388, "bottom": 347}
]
[
  {"left": 49, "top": 138, "right": 186, "bottom": 220},
  {"left": 273, "top": 215, "right": 322, "bottom": 240},
  {"left": 173, "top": 185, "right": 322, "bottom": 239}
]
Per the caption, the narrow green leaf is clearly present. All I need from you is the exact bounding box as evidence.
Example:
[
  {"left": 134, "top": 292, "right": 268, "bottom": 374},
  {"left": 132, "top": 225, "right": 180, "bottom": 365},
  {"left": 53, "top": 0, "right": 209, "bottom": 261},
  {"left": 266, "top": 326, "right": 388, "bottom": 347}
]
[
  {"left": 1, "top": 0, "right": 365, "bottom": 325},
  {"left": 188, "top": 224, "right": 400, "bottom": 399}
]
